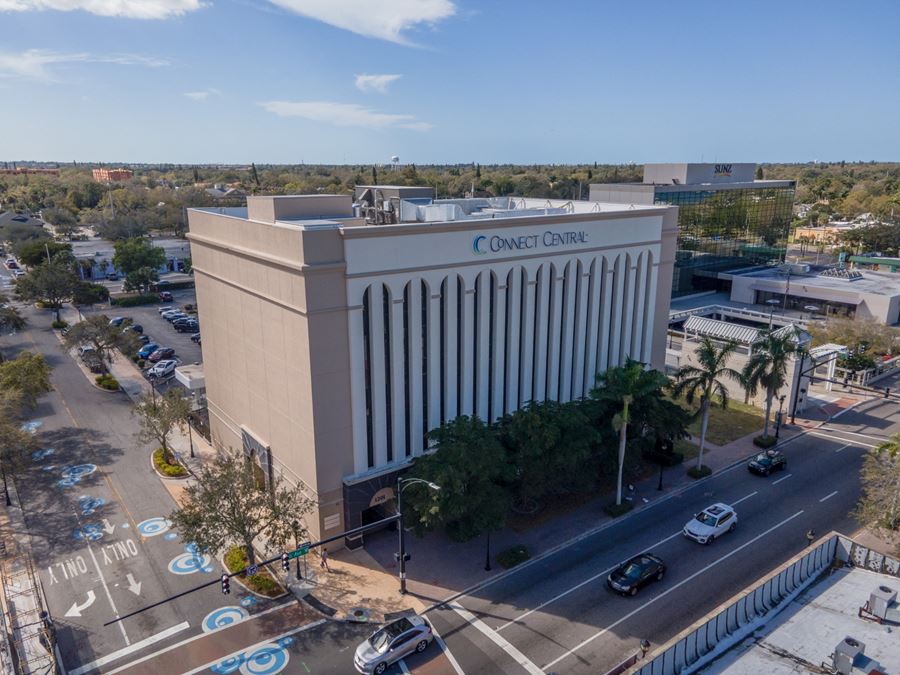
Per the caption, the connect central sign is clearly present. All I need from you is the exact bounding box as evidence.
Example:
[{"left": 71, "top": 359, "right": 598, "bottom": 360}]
[{"left": 472, "top": 230, "right": 588, "bottom": 256}]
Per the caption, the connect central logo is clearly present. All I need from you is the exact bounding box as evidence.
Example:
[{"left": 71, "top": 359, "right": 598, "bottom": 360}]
[{"left": 473, "top": 235, "right": 487, "bottom": 255}]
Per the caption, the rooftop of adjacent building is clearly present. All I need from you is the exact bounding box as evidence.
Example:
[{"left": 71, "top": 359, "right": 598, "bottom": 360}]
[
  {"left": 590, "top": 163, "right": 795, "bottom": 193},
  {"left": 190, "top": 187, "right": 667, "bottom": 231},
  {"left": 731, "top": 263, "right": 900, "bottom": 297},
  {"left": 701, "top": 566, "right": 899, "bottom": 675}
]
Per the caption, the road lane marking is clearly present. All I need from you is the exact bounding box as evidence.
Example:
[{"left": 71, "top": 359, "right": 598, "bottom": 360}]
[
  {"left": 496, "top": 490, "right": 759, "bottom": 632},
  {"left": 448, "top": 601, "right": 544, "bottom": 675},
  {"left": 431, "top": 623, "right": 466, "bottom": 675},
  {"left": 107, "top": 603, "right": 304, "bottom": 673},
  {"left": 399, "top": 660, "right": 411, "bottom": 673},
  {"left": 542, "top": 510, "right": 805, "bottom": 670},
  {"left": 180, "top": 620, "right": 327, "bottom": 675},
  {"left": 69, "top": 621, "right": 189, "bottom": 675},
  {"left": 814, "top": 428, "right": 883, "bottom": 443},
  {"left": 834, "top": 443, "right": 852, "bottom": 453},
  {"left": 819, "top": 490, "right": 838, "bottom": 502},
  {"left": 772, "top": 473, "right": 793, "bottom": 485},
  {"left": 807, "top": 431, "right": 875, "bottom": 448}
]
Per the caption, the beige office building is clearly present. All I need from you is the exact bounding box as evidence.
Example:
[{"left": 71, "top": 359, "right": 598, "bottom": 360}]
[{"left": 187, "top": 188, "right": 678, "bottom": 546}]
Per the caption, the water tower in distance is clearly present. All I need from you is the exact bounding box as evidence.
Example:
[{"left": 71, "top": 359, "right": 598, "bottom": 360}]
[{"left": 390, "top": 155, "right": 400, "bottom": 172}]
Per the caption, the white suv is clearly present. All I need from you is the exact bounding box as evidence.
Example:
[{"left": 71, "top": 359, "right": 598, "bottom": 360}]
[{"left": 683, "top": 503, "right": 737, "bottom": 544}]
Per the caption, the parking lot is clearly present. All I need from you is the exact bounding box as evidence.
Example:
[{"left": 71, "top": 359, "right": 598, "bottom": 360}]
[{"left": 79, "top": 287, "right": 201, "bottom": 391}]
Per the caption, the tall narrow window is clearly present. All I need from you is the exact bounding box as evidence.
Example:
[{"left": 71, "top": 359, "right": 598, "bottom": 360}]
[
  {"left": 421, "top": 280, "right": 429, "bottom": 448},
  {"left": 382, "top": 286, "right": 393, "bottom": 462},
  {"left": 403, "top": 283, "right": 411, "bottom": 457},
  {"left": 362, "top": 287, "right": 374, "bottom": 468}
]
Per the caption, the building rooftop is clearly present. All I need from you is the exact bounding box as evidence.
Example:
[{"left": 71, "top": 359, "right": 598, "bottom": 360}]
[
  {"left": 735, "top": 266, "right": 900, "bottom": 297},
  {"left": 702, "top": 567, "right": 899, "bottom": 675}
]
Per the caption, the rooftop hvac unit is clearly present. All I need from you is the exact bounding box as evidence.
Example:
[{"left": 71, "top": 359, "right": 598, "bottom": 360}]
[
  {"left": 786, "top": 263, "right": 811, "bottom": 275},
  {"left": 868, "top": 585, "right": 897, "bottom": 620},
  {"left": 832, "top": 636, "right": 865, "bottom": 675}
]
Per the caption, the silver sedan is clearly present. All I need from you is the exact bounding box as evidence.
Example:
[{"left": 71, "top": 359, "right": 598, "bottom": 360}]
[{"left": 354, "top": 615, "right": 433, "bottom": 674}]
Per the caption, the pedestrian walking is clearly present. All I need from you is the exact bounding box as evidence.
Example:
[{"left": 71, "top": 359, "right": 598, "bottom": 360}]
[
  {"left": 805, "top": 529, "right": 816, "bottom": 547},
  {"left": 320, "top": 547, "right": 329, "bottom": 571}
]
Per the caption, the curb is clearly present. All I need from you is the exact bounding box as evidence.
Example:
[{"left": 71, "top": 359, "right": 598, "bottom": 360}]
[{"left": 421, "top": 421, "right": 827, "bottom": 615}]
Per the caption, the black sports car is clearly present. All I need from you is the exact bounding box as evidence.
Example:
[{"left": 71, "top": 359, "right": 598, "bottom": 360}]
[
  {"left": 607, "top": 554, "right": 666, "bottom": 596},
  {"left": 748, "top": 449, "right": 787, "bottom": 476}
]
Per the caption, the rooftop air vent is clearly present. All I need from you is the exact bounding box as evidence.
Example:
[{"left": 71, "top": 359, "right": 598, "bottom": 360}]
[
  {"left": 832, "top": 636, "right": 865, "bottom": 675},
  {"left": 868, "top": 585, "right": 896, "bottom": 620},
  {"left": 818, "top": 268, "right": 864, "bottom": 281}
]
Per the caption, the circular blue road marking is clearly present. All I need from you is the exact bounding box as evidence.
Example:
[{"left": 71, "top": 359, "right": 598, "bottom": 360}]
[
  {"left": 168, "top": 552, "right": 212, "bottom": 575},
  {"left": 137, "top": 517, "right": 172, "bottom": 537},
  {"left": 210, "top": 654, "right": 245, "bottom": 674},
  {"left": 277, "top": 637, "right": 294, "bottom": 648},
  {"left": 31, "top": 448, "right": 55, "bottom": 461},
  {"left": 202, "top": 606, "right": 250, "bottom": 633},
  {"left": 21, "top": 421, "right": 42, "bottom": 434},
  {"left": 164, "top": 532, "right": 178, "bottom": 541},
  {"left": 239, "top": 644, "right": 288, "bottom": 675},
  {"left": 74, "top": 524, "right": 103, "bottom": 542},
  {"left": 239, "top": 596, "right": 257, "bottom": 608}
]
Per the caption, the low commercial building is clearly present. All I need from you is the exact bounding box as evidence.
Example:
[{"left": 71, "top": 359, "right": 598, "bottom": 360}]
[
  {"left": 187, "top": 190, "right": 678, "bottom": 545},
  {"left": 727, "top": 264, "right": 900, "bottom": 324},
  {"left": 91, "top": 168, "right": 133, "bottom": 182},
  {"left": 591, "top": 163, "right": 796, "bottom": 298}
]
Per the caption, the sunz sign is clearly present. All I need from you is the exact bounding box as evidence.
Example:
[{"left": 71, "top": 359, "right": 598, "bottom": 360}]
[
  {"left": 714, "top": 164, "right": 733, "bottom": 177},
  {"left": 473, "top": 230, "right": 588, "bottom": 256}
]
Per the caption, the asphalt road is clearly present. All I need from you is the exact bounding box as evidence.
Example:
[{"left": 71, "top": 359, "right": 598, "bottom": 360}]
[
  {"left": 8, "top": 306, "right": 289, "bottom": 674},
  {"left": 415, "top": 402, "right": 890, "bottom": 675}
]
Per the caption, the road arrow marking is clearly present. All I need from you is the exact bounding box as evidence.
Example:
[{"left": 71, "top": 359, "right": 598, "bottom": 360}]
[
  {"left": 102, "top": 519, "right": 116, "bottom": 535},
  {"left": 126, "top": 573, "right": 142, "bottom": 596},
  {"left": 65, "top": 590, "right": 96, "bottom": 617}
]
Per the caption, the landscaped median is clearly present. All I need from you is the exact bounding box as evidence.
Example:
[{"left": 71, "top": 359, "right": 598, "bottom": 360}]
[
  {"left": 223, "top": 545, "right": 285, "bottom": 598},
  {"left": 151, "top": 447, "right": 188, "bottom": 478}
]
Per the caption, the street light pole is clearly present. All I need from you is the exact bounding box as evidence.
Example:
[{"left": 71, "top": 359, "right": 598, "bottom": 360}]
[
  {"left": 396, "top": 477, "right": 441, "bottom": 595},
  {"left": 790, "top": 350, "right": 806, "bottom": 425},
  {"left": 775, "top": 395, "right": 786, "bottom": 439},
  {"left": 484, "top": 531, "right": 492, "bottom": 572}
]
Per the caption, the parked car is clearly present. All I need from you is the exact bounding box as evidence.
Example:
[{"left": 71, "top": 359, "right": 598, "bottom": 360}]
[
  {"left": 78, "top": 345, "right": 96, "bottom": 360},
  {"left": 162, "top": 311, "right": 187, "bottom": 322},
  {"left": 159, "top": 291, "right": 173, "bottom": 302},
  {"left": 158, "top": 305, "right": 175, "bottom": 314},
  {"left": 5, "top": 259, "right": 18, "bottom": 269},
  {"left": 124, "top": 324, "right": 143, "bottom": 334},
  {"left": 748, "top": 449, "right": 787, "bottom": 476},
  {"left": 174, "top": 319, "right": 199, "bottom": 333},
  {"left": 138, "top": 343, "right": 160, "bottom": 359},
  {"left": 137, "top": 334, "right": 151, "bottom": 344},
  {"left": 683, "top": 503, "right": 737, "bottom": 545},
  {"left": 354, "top": 616, "right": 433, "bottom": 674},
  {"left": 147, "top": 359, "right": 177, "bottom": 378},
  {"left": 190, "top": 332, "right": 201, "bottom": 344},
  {"left": 106, "top": 272, "right": 119, "bottom": 281},
  {"left": 148, "top": 347, "right": 175, "bottom": 363},
  {"left": 109, "top": 316, "right": 127, "bottom": 327},
  {"left": 607, "top": 554, "right": 666, "bottom": 596},
  {"left": 13, "top": 269, "right": 25, "bottom": 278}
]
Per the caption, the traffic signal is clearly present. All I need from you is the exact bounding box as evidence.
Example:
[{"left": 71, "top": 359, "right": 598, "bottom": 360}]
[
  {"left": 885, "top": 388, "right": 891, "bottom": 399},
  {"left": 281, "top": 552, "right": 289, "bottom": 572},
  {"left": 221, "top": 574, "right": 230, "bottom": 595}
]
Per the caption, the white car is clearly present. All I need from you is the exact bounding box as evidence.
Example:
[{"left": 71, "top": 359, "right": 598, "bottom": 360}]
[
  {"left": 147, "top": 359, "right": 177, "bottom": 379},
  {"left": 13, "top": 269, "right": 25, "bottom": 278},
  {"left": 683, "top": 503, "right": 737, "bottom": 544}
]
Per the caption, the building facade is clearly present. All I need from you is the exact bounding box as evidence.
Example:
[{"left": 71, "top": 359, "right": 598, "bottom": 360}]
[
  {"left": 91, "top": 168, "right": 133, "bottom": 182},
  {"left": 591, "top": 163, "right": 796, "bottom": 298},
  {"left": 187, "top": 192, "right": 677, "bottom": 546}
]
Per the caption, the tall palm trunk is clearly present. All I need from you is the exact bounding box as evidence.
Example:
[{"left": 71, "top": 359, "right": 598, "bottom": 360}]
[
  {"left": 615, "top": 422, "right": 627, "bottom": 505},
  {"left": 763, "top": 386, "right": 774, "bottom": 438},
  {"left": 697, "top": 397, "right": 711, "bottom": 470}
]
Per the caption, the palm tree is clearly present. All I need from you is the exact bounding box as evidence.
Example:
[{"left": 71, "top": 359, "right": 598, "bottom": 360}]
[
  {"left": 671, "top": 337, "right": 742, "bottom": 470},
  {"left": 742, "top": 329, "right": 798, "bottom": 439},
  {"left": 591, "top": 359, "right": 668, "bottom": 505}
]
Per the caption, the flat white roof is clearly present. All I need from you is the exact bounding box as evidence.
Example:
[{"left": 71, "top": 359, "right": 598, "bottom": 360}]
[
  {"left": 703, "top": 567, "right": 899, "bottom": 675},
  {"left": 742, "top": 268, "right": 900, "bottom": 296}
]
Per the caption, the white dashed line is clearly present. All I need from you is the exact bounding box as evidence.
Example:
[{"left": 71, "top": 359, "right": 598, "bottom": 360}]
[
  {"left": 772, "top": 473, "right": 793, "bottom": 485},
  {"left": 819, "top": 490, "right": 839, "bottom": 503}
]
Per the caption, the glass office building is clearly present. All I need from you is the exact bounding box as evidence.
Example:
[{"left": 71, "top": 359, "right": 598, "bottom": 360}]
[{"left": 590, "top": 163, "right": 796, "bottom": 298}]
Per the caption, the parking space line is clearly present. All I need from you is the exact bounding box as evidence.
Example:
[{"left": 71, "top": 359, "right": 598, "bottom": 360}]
[
  {"left": 542, "top": 510, "right": 805, "bottom": 671},
  {"left": 819, "top": 490, "right": 838, "bottom": 503},
  {"left": 448, "top": 601, "right": 544, "bottom": 675},
  {"left": 772, "top": 473, "right": 793, "bottom": 485},
  {"left": 496, "top": 490, "right": 759, "bottom": 632},
  {"left": 834, "top": 443, "right": 852, "bottom": 453}
]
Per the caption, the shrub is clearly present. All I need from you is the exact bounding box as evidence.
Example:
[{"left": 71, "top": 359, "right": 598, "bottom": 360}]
[
  {"left": 223, "top": 545, "right": 281, "bottom": 596},
  {"left": 73, "top": 281, "right": 110, "bottom": 305},
  {"left": 497, "top": 545, "right": 530, "bottom": 569},
  {"left": 111, "top": 294, "right": 158, "bottom": 307},
  {"left": 51, "top": 319, "right": 68, "bottom": 330},
  {"left": 753, "top": 435, "right": 777, "bottom": 449},
  {"left": 94, "top": 374, "right": 119, "bottom": 390},
  {"left": 604, "top": 502, "right": 634, "bottom": 518},
  {"left": 687, "top": 465, "right": 713, "bottom": 479},
  {"left": 152, "top": 448, "right": 187, "bottom": 477},
  {"left": 137, "top": 359, "right": 146, "bottom": 369}
]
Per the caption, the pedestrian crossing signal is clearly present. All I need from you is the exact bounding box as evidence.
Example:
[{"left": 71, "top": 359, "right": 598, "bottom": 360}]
[{"left": 221, "top": 574, "right": 230, "bottom": 595}]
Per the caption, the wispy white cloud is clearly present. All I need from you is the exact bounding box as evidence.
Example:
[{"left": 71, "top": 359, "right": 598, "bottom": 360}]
[
  {"left": 0, "top": 0, "right": 205, "bottom": 19},
  {"left": 184, "top": 88, "right": 221, "bottom": 101},
  {"left": 354, "top": 73, "right": 401, "bottom": 94},
  {"left": 0, "top": 49, "right": 169, "bottom": 81},
  {"left": 266, "top": 0, "right": 456, "bottom": 45},
  {"left": 259, "top": 100, "right": 432, "bottom": 131}
]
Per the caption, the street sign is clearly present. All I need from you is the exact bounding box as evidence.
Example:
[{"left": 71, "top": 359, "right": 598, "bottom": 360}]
[
  {"left": 287, "top": 545, "right": 309, "bottom": 560},
  {"left": 245, "top": 564, "right": 259, "bottom": 577}
]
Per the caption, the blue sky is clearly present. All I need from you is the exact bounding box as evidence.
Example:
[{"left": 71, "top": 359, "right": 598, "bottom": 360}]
[{"left": 1, "top": 0, "right": 898, "bottom": 164}]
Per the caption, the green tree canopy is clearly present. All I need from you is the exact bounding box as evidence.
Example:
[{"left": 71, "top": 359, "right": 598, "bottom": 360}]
[
  {"left": 405, "top": 415, "right": 513, "bottom": 542},
  {"left": 134, "top": 389, "right": 191, "bottom": 465},
  {"left": 16, "top": 240, "right": 72, "bottom": 267},
  {"left": 14, "top": 258, "right": 80, "bottom": 319},
  {"left": 112, "top": 237, "right": 166, "bottom": 276},
  {"left": 854, "top": 434, "right": 900, "bottom": 554},
  {"left": 63, "top": 315, "right": 141, "bottom": 369},
  {"left": 743, "top": 329, "right": 798, "bottom": 438},
  {"left": 0, "top": 389, "right": 38, "bottom": 505},
  {"left": 170, "top": 452, "right": 314, "bottom": 565},
  {"left": 0, "top": 351, "right": 52, "bottom": 408},
  {"left": 0, "top": 293, "right": 26, "bottom": 334}
]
